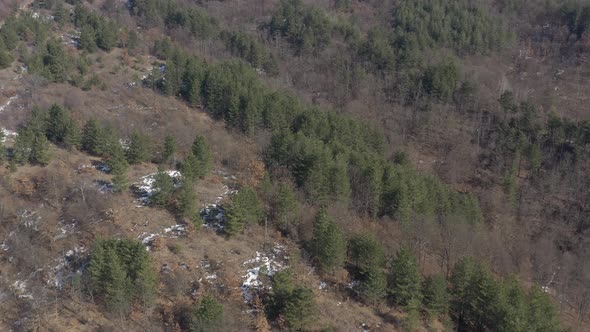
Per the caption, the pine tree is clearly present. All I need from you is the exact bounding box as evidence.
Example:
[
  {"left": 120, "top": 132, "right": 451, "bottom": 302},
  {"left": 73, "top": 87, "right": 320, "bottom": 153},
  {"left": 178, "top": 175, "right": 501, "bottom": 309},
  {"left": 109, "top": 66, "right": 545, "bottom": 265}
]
[
  {"left": 0, "top": 130, "right": 6, "bottom": 164},
  {"left": 191, "top": 135, "right": 213, "bottom": 178},
  {"left": 422, "top": 274, "right": 449, "bottom": 318},
  {"left": 527, "top": 285, "right": 561, "bottom": 332},
  {"left": 110, "top": 147, "right": 129, "bottom": 192},
  {"left": 135, "top": 257, "right": 158, "bottom": 310},
  {"left": 274, "top": 183, "right": 300, "bottom": 236},
  {"left": 79, "top": 25, "right": 97, "bottom": 52},
  {"left": 388, "top": 247, "right": 422, "bottom": 307},
  {"left": 177, "top": 186, "right": 198, "bottom": 221},
  {"left": 161, "top": 135, "right": 176, "bottom": 164},
  {"left": 105, "top": 249, "right": 132, "bottom": 316},
  {"left": 44, "top": 38, "right": 68, "bottom": 82},
  {"left": 126, "top": 130, "right": 152, "bottom": 164},
  {"left": 46, "top": 104, "right": 79, "bottom": 148},
  {"left": 151, "top": 172, "right": 174, "bottom": 206},
  {"left": 225, "top": 187, "right": 264, "bottom": 236},
  {"left": 30, "top": 132, "right": 52, "bottom": 165},
  {"left": 191, "top": 295, "right": 224, "bottom": 332},
  {"left": 82, "top": 118, "right": 102, "bottom": 155},
  {"left": 310, "top": 208, "right": 346, "bottom": 274},
  {"left": 348, "top": 232, "right": 385, "bottom": 274},
  {"left": 283, "top": 287, "right": 317, "bottom": 331},
  {"left": 359, "top": 268, "right": 387, "bottom": 304},
  {"left": 181, "top": 153, "right": 200, "bottom": 183}
]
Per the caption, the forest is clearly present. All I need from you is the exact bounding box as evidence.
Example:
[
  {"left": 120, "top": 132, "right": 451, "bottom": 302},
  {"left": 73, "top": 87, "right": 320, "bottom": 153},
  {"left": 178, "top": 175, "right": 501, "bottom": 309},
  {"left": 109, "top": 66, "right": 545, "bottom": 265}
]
[{"left": 0, "top": 0, "right": 589, "bottom": 331}]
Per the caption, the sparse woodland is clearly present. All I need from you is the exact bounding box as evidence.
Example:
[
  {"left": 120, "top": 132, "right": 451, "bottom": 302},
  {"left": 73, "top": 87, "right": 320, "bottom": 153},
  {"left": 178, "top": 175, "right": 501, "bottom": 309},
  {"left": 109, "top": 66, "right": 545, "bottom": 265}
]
[{"left": 0, "top": 0, "right": 589, "bottom": 331}]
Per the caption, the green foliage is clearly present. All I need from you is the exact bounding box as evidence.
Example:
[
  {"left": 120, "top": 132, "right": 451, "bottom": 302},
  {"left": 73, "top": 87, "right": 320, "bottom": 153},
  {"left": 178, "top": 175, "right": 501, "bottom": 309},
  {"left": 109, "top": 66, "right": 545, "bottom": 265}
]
[
  {"left": 191, "top": 135, "right": 213, "bottom": 177},
  {"left": 283, "top": 287, "right": 317, "bottom": 330},
  {"left": 393, "top": 0, "right": 513, "bottom": 54},
  {"left": 449, "top": 258, "right": 562, "bottom": 331},
  {"left": 46, "top": 104, "right": 80, "bottom": 149},
  {"left": 267, "top": 270, "right": 317, "bottom": 330},
  {"left": 190, "top": 295, "right": 224, "bottom": 332},
  {"left": 12, "top": 107, "right": 52, "bottom": 165},
  {"left": 422, "top": 58, "right": 460, "bottom": 101},
  {"left": 151, "top": 172, "right": 175, "bottom": 206},
  {"left": 87, "top": 238, "right": 158, "bottom": 314},
  {"left": 561, "top": 1, "right": 590, "bottom": 39},
  {"left": 388, "top": 247, "right": 422, "bottom": 307},
  {"left": 269, "top": 0, "right": 332, "bottom": 53},
  {"left": 161, "top": 135, "right": 176, "bottom": 164},
  {"left": 422, "top": 274, "right": 449, "bottom": 318},
  {"left": 73, "top": 4, "right": 119, "bottom": 52},
  {"left": 221, "top": 31, "right": 279, "bottom": 76},
  {"left": 109, "top": 146, "right": 129, "bottom": 192},
  {"left": 272, "top": 183, "right": 300, "bottom": 236},
  {"left": 310, "top": 208, "right": 346, "bottom": 274},
  {"left": 177, "top": 185, "right": 198, "bottom": 221},
  {"left": 225, "top": 187, "right": 264, "bottom": 236},
  {"left": 126, "top": 130, "right": 153, "bottom": 164},
  {"left": 348, "top": 233, "right": 385, "bottom": 275}
]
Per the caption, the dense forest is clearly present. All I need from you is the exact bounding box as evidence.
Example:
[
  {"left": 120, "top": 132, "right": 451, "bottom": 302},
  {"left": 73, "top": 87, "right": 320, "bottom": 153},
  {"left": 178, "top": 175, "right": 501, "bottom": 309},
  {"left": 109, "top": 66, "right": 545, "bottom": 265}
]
[{"left": 0, "top": 0, "right": 589, "bottom": 331}]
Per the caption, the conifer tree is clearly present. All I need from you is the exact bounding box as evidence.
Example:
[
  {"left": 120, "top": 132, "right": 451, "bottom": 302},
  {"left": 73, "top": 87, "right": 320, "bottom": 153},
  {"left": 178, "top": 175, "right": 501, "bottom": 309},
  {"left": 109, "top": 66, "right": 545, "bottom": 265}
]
[
  {"left": 151, "top": 172, "right": 174, "bottom": 206},
  {"left": 0, "top": 130, "right": 5, "bottom": 164},
  {"left": 225, "top": 187, "right": 264, "bottom": 236},
  {"left": 274, "top": 183, "right": 300, "bottom": 235},
  {"left": 109, "top": 147, "right": 129, "bottom": 192},
  {"left": 82, "top": 118, "right": 102, "bottom": 155},
  {"left": 191, "top": 295, "right": 224, "bottom": 332},
  {"left": 177, "top": 186, "right": 198, "bottom": 220},
  {"left": 30, "top": 131, "right": 52, "bottom": 165},
  {"left": 105, "top": 249, "right": 132, "bottom": 316},
  {"left": 79, "top": 25, "right": 97, "bottom": 52},
  {"left": 388, "top": 247, "right": 422, "bottom": 307},
  {"left": 283, "top": 287, "right": 317, "bottom": 330},
  {"left": 126, "top": 130, "right": 152, "bottom": 164},
  {"left": 181, "top": 153, "right": 200, "bottom": 183},
  {"left": 161, "top": 135, "right": 176, "bottom": 164},
  {"left": 422, "top": 274, "right": 449, "bottom": 318},
  {"left": 191, "top": 135, "right": 213, "bottom": 178},
  {"left": 135, "top": 257, "right": 158, "bottom": 310},
  {"left": 310, "top": 208, "right": 346, "bottom": 274}
]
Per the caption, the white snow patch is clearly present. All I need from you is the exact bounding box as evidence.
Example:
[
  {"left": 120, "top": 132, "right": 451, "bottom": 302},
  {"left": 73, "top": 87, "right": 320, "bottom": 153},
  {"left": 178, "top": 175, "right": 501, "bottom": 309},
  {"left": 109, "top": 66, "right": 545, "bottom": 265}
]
[
  {"left": 0, "top": 95, "right": 17, "bottom": 113},
  {"left": 20, "top": 210, "right": 41, "bottom": 230},
  {"left": 241, "top": 244, "right": 289, "bottom": 303},
  {"left": 12, "top": 280, "right": 33, "bottom": 299},
  {"left": 135, "top": 170, "right": 182, "bottom": 204},
  {"left": 319, "top": 281, "right": 327, "bottom": 290},
  {"left": 164, "top": 224, "right": 187, "bottom": 237},
  {"left": 1, "top": 128, "right": 18, "bottom": 143}
]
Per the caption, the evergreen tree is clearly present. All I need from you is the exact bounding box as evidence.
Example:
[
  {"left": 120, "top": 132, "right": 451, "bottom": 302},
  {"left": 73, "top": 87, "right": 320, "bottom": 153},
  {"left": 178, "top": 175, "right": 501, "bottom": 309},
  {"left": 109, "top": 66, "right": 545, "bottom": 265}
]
[
  {"left": 388, "top": 247, "right": 422, "bottom": 307},
  {"left": 46, "top": 104, "right": 79, "bottom": 148},
  {"left": 348, "top": 233, "right": 385, "bottom": 274},
  {"left": 161, "top": 135, "right": 176, "bottom": 164},
  {"left": 126, "top": 130, "right": 152, "bottom": 164},
  {"left": 422, "top": 274, "right": 449, "bottom": 318},
  {"left": 135, "top": 257, "right": 158, "bottom": 310},
  {"left": 30, "top": 131, "right": 52, "bottom": 165},
  {"left": 81, "top": 118, "right": 102, "bottom": 155},
  {"left": 191, "top": 135, "right": 213, "bottom": 178},
  {"left": 79, "top": 25, "right": 97, "bottom": 52},
  {"left": 43, "top": 38, "right": 68, "bottom": 82},
  {"left": 283, "top": 287, "right": 317, "bottom": 330},
  {"left": 104, "top": 249, "right": 132, "bottom": 316},
  {"left": 225, "top": 187, "right": 264, "bottom": 236},
  {"left": 109, "top": 147, "right": 129, "bottom": 192},
  {"left": 181, "top": 153, "right": 200, "bottom": 183},
  {"left": 527, "top": 285, "right": 561, "bottom": 332},
  {"left": 310, "top": 208, "right": 346, "bottom": 274},
  {"left": 0, "top": 130, "right": 6, "bottom": 164},
  {"left": 191, "top": 295, "right": 224, "bottom": 332},
  {"left": 358, "top": 268, "right": 387, "bottom": 304},
  {"left": 151, "top": 172, "right": 174, "bottom": 206},
  {"left": 177, "top": 186, "right": 198, "bottom": 221},
  {"left": 273, "top": 183, "right": 300, "bottom": 236}
]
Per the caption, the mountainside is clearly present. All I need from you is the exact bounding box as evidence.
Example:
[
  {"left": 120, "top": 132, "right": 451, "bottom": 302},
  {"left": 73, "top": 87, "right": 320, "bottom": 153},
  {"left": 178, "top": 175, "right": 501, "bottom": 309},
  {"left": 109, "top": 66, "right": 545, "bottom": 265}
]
[{"left": 0, "top": 0, "right": 589, "bottom": 331}]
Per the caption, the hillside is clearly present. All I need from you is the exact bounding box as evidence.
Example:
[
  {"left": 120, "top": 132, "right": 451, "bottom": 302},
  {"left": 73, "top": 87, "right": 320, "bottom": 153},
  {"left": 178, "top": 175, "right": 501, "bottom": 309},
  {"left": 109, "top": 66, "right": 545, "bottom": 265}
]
[{"left": 0, "top": 0, "right": 589, "bottom": 331}]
